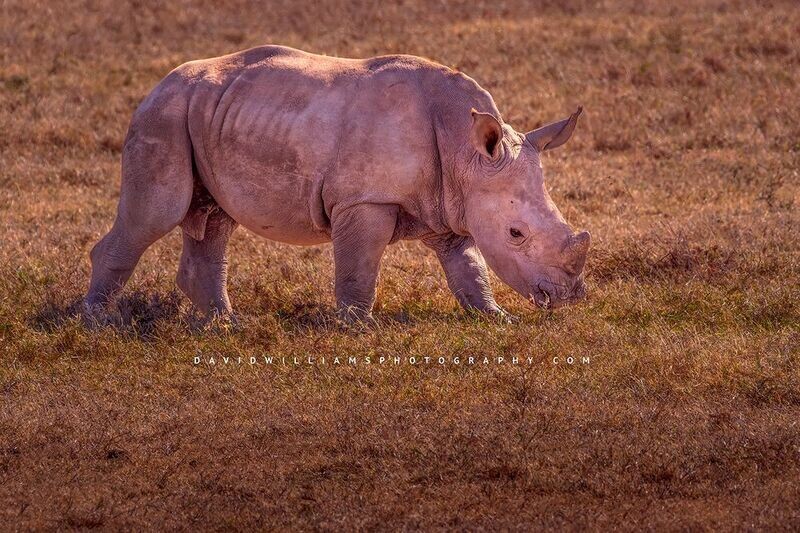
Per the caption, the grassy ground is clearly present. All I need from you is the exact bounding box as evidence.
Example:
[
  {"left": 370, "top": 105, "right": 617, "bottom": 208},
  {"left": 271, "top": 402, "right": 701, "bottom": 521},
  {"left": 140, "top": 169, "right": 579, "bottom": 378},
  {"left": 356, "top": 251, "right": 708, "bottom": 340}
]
[{"left": 1, "top": 0, "right": 799, "bottom": 529}]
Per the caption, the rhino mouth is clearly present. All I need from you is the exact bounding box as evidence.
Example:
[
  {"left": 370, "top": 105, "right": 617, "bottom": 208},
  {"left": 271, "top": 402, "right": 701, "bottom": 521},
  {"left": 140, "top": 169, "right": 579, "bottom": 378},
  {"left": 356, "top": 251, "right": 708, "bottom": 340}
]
[
  {"left": 530, "top": 279, "right": 587, "bottom": 310},
  {"left": 530, "top": 286, "right": 552, "bottom": 309}
]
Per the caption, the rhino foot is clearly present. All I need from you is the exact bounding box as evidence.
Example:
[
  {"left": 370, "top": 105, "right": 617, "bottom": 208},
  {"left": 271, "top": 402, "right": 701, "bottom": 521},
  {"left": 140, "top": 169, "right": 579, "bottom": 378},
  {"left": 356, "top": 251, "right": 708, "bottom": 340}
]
[
  {"left": 196, "top": 309, "right": 240, "bottom": 333},
  {"left": 336, "top": 305, "right": 379, "bottom": 329},
  {"left": 466, "top": 304, "right": 518, "bottom": 324},
  {"left": 81, "top": 300, "right": 118, "bottom": 330},
  {"left": 490, "top": 307, "right": 518, "bottom": 324}
]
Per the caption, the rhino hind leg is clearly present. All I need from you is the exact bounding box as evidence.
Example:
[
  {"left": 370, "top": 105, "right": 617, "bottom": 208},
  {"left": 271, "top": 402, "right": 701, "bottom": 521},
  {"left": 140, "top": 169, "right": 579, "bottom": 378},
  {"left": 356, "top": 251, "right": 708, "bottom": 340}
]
[
  {"left": 176, "top": 200, "right": 238, "bottom": 319},
  {"left": 84, "top": 110, "right": 194, "bottom": 322}
]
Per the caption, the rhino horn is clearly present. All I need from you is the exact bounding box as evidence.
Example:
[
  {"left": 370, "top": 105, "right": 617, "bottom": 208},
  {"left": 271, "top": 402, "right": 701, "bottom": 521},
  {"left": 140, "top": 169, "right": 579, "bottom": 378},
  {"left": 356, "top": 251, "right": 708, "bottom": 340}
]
[
  {"left": 562, "top": 230, "right": 591, "bottom": 274},
  {"left": 526, "top": 106, "right": 582, "bottom": 152}
]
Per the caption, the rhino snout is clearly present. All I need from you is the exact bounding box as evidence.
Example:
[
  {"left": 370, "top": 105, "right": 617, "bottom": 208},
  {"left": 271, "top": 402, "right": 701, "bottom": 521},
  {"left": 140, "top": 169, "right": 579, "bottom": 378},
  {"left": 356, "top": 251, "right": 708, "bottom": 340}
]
[{"left": 532, "top": 278, "right": 587, "bottom": 309}]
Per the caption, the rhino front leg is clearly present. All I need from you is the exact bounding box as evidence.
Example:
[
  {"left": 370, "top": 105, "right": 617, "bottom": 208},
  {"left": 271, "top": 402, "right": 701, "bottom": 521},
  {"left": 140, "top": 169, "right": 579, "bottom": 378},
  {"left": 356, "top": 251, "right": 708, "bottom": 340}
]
[
  {"left": 423, "top": 234, "right": 511, "bottom": 320},
  {"left": 331, "top": 204, "right": 398, "bottom": 323}
]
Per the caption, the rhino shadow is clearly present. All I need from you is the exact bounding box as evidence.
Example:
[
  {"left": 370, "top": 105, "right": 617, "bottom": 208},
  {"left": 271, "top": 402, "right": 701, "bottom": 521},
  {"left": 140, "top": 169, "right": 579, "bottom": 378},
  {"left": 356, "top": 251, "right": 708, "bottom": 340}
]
[
  {"left": 32, "top": 290, "right": 184, "bottom": 340},
  {"left": 271, "top": 301, "right": 486, "bottom": 334}
]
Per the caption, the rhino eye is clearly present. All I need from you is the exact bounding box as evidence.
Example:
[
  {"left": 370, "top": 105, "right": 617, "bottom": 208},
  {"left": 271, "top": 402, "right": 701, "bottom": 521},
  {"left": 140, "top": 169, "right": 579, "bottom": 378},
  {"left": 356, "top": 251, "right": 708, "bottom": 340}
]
[{"left": 510, "top": 228, "right": 524, "bottom": 239}]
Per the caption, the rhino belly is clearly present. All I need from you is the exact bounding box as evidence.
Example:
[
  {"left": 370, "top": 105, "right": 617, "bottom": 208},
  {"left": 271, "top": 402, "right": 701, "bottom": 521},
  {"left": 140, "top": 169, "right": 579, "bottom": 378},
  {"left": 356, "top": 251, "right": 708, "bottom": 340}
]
[{"left": 203, "top": 167, "right": 330, "bottom": 245}]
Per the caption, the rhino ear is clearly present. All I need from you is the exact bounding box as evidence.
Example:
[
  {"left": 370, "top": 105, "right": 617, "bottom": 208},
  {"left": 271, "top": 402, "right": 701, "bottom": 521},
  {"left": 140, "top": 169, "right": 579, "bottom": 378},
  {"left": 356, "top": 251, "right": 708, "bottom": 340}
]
[
  {"left": 526, "top": 107, "right": 582, "bottom": 152},
  {"left": 470, "top": 109, "right": 503, "bottom": 160}
]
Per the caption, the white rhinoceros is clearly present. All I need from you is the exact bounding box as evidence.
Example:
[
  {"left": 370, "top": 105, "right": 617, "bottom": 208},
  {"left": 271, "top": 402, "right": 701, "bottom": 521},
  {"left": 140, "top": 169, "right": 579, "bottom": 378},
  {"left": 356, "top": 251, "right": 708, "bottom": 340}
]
[{"left": 85, "top": 45, "right": 590, "bottom": 323}]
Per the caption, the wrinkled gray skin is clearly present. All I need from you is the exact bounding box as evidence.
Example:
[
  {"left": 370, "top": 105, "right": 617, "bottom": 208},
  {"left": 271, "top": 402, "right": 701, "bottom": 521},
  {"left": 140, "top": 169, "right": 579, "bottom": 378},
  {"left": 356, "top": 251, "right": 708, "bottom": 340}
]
[{"left": 85, "top": 45, "right": 590, "bottom": 323}]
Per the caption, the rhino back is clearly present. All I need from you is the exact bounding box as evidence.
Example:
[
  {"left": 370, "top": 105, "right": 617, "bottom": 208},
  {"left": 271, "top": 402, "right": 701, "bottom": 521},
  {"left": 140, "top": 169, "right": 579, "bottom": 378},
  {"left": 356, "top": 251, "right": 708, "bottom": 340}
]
[{"left": 138, "top": 46, "right": 492, "bottom": 243}]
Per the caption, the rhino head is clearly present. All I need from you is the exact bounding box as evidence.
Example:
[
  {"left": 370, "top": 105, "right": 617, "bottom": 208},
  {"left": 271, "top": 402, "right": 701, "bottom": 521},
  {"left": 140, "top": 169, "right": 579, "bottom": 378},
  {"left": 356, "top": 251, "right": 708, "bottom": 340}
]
[{"left": 462, "top": 107, "right": 589, "bottom": 309}]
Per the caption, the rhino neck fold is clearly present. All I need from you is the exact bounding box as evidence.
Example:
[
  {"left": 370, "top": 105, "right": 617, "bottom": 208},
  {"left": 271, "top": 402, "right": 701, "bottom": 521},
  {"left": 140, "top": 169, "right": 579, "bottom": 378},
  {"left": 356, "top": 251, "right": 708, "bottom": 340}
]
[
  {"left": 431, "top": 112, "right": 468, "bottom": 236},
  {"left": 427, "top": 70, "right": 500, "bottom": 238}
]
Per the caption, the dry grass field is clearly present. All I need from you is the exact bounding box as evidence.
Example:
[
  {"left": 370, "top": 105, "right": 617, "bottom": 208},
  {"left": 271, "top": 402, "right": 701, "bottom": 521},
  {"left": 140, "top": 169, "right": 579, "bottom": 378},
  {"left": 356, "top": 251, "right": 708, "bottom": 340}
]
[{"left": 1, "top": 0, "right": 799, "bottom": 529}]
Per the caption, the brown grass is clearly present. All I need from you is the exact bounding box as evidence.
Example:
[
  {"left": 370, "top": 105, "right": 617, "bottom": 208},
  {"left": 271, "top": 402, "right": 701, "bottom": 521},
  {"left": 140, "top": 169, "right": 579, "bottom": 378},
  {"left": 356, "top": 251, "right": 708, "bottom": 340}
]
[{"left": 1, "top": 0, "right": 799, "bottom": 529}]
